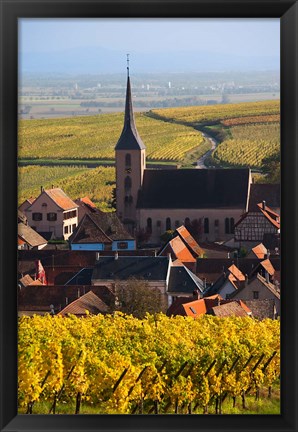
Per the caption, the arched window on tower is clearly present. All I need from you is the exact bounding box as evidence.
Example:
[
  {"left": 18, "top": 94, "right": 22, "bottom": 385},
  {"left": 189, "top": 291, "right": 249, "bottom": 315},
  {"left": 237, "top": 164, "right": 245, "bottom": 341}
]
[
  {"left": 124, "top": 176, "right": 132, "bottom": 194},
  {"left": 146, "top": 217, "right": 152, "bottom": 234},
  {"left": 125, "top": 153, "right": 131, "bottom": 168},
  {"left": 166, "top": 217, "right": 172, "bottom": 231}
]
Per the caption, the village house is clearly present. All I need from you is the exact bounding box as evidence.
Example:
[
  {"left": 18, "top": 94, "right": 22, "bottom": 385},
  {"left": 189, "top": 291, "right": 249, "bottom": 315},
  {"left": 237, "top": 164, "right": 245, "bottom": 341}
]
[
  {"left": 22, "top": 187, "right": 79, "bottom": 240},
  {"left": 234, "top": 200, "right": 280, "bottom": 244},
  {"left": 115, "top": 70, "right": 252, "bottom": 244},
  {"left": 18, "top": 217, "right": 48, "bottom": 250},
  {"left": 69, "top": 211, "right": 136, "bottom": 251},
  {"left": 228, "top": 273, "right": 280, "bottom": 317}
]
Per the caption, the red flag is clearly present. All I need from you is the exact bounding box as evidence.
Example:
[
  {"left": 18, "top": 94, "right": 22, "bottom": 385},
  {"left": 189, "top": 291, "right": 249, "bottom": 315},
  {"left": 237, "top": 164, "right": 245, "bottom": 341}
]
[{"left": 35, "top": 260, "right": 47, "bottom": 285}]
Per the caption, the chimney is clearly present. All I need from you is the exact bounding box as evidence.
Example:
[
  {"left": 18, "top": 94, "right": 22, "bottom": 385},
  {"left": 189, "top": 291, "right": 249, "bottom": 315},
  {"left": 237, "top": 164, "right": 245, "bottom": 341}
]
[
  {"left": 262, "top": 200, "right": 266, "bottom": 210},
  {"left": 40, "top": 186, "right": 44, "bottom": 193},
  {"left": 217, "top": 296, "right": 221, "bottom": 306},
  {"left": 267, "top": 249, "right": 271, "bottom": 259},
  {"left": 65, "top": 297, "right": 68, "bottom": 306},
  {"left": 265, "top": 271, "right": 270, "bottom": 283},
  {"left": 50, "top": 304, "right": 55, "bottom": 316},
  {"left": 115, "top": 251, "right": 119, "bottom": 260},
  {"left": 193, "top": 289, "right": 200, "bottom": 300},
  {"left": 77, "top": 288, "right": 80, "bottom": 298},
  {"left": 227, "top": 252, "right": 230, "bottom": 259},
  {"left": 154, "top": 250, "right": 157, "bottom": 257},
  {"left": 245, "top": 274, "right": 248, "bottom": 286},
  {"left": 96, "top": 252, "right": 100, "bottom": 261}
]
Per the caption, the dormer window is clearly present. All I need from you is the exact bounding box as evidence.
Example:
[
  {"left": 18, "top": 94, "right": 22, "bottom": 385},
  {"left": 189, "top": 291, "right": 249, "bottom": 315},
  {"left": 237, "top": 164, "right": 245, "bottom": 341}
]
[{"left": 42, "top": 203, "right": 47, "bottom": 207}]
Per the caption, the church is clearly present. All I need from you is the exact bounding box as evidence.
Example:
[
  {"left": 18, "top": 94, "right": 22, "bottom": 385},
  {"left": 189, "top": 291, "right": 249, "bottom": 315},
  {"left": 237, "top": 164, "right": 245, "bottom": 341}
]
[{"left": 115, "top": 69, "right": 252, "bottom": 244}]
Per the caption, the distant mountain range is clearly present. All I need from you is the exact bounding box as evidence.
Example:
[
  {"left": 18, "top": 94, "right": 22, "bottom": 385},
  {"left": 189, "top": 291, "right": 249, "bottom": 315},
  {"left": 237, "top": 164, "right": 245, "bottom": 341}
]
[{"left": 20, "top": 46, "right": 279, "bottom": 74}]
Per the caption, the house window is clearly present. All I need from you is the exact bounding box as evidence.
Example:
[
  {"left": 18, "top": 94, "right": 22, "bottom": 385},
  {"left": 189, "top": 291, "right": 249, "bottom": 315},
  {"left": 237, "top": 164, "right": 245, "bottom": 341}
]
[
  {"left": 166, "top": 217, "right": 171, "bottom": 230},
  {"left": 64, "top": 210, "right": 77, "bottom": 220},
  {"left": 204, "top": 218, "right": 209, "bottom": 234},
  {"left": 147, "top": 217, "right": 152, "bottom": 234},
  {"left": 64, "top": 226, "right": 69, "bottom": 234},
  {"left": 253, "top": 291, "right": 259, "bottom": 299},
  {"left": 47, "top": 212, "right": 57, "bottom": 221},
  {"left": 32, "top": 212, "right": 42, "bottom": 221},
  {"left": 225, "top": 218, "right": 235, "bottom": 234},
  {"left": 230, "top": 218, "right": 235, "bottom": 234},
  {"left": 117, "top": 241, "right": 128, "bottom": 249}
]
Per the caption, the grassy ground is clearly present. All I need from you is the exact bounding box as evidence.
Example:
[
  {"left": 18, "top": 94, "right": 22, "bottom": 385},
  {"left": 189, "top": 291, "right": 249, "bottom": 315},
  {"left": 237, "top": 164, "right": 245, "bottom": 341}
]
[{"left": 19, "top": 387, "right": 280, "bottom": 415}]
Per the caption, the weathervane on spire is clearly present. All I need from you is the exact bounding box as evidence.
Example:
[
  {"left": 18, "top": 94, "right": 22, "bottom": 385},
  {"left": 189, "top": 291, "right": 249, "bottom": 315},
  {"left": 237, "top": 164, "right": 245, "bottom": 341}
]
[{"left": 127, "top": 53, "right": 130, "bottom": 77}]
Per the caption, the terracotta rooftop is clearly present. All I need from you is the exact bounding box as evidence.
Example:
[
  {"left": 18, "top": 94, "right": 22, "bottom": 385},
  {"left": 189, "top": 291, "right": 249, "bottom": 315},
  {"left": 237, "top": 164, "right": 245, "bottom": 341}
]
[
  {"left": 58, "top": 291, "right": 109, "bottom": 316},
  {"left": 251, "top": 243, "right": 268, "bottom": 259},
  {"left": 80, "top": 196, "right": 97, "bottom": 209},
  {"left": 257, "top": 203, "right": 280, "bottom": 229},
  {"left": 228, "top": 264, "right": 246, "bottom": 282},
  {"left": 44, "top": 188, "right": 78, "bottom": 211},
  {"left": 176, "top": 226, "right": 205, "bottom": 257},
  {"left": 163, "top": 236, "right": 196, "bottom": 263},
  {"left": 260, "top": 259, "right": 275, "bottom": 276}
]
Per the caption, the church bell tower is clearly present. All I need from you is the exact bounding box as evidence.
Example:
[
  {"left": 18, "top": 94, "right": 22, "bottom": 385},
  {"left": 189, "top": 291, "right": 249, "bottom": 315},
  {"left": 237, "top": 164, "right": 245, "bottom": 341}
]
[{"left": 115, "top": 56, "right": 146, "bottom": 232}]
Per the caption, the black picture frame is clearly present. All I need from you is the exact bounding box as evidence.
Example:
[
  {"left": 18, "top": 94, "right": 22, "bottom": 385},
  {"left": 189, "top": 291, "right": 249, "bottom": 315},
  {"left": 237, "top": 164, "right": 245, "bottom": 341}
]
[{"left": 0, "top": 1, "right": 297, "bottom": 431}]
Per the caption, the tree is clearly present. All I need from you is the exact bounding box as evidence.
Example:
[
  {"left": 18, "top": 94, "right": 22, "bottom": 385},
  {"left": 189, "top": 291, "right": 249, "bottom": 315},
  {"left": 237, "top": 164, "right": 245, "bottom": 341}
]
[
  {"left": 160, "top": 230, "right": 174, "bottom": 244},
  {"left": 261, "top": 153, "right": 280, "bottom": 183},
  {"left": 113, "top": 277, "right": 163, "bottom": 318}
]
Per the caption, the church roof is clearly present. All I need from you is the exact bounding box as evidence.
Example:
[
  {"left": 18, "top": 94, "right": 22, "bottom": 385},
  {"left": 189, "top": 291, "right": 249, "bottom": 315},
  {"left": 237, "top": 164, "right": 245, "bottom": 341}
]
[
  {"left": 137, "top": 168, "right": 250, "bottom": 209},
  {"left": 248, "top": 183, "right": 280, "bottom": 211},
  {"left": 115, "top": 76, "right": 146, "bottom": 151}
]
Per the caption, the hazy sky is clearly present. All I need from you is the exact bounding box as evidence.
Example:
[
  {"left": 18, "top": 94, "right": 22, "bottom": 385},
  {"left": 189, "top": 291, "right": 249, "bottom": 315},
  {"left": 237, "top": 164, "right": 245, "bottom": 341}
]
[{"left": 19, "top": 18, "right": 280, "bottom": 74}]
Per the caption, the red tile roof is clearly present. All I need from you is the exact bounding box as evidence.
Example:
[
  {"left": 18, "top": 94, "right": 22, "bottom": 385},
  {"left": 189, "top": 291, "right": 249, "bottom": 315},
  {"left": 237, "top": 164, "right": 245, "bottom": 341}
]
[
  {"left": 251, "top": 243, "right": 268, "bottom": 259},
  {"left": 228, "top": 264, "right": 246, "bottom": 281},
  {"left": 176, "top": 226, "right": 205, "bottom": 257},
  {"left": 80, "top": 196, "right": 97, "bottom": 209},
  {"left": 44, "top": 188, "right": 78, "bottom": 211},
  {"left": 168, "top": 236, "right": 196, "bottom": 263},
  {"left": 58, "top": 291, "right": 109, "bottom": 316},
  {"left": 257, "top": 203, "right": 280, "bottom": 229},
  {"left": 260, "top": 259, "right": 275, "bottom": 276}
]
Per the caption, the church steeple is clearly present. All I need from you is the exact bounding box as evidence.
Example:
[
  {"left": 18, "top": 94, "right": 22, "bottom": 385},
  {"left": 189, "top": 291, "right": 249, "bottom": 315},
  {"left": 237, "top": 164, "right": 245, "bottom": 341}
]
[{"left": 115, "top": 59, "right": 145, "bottom": 150}]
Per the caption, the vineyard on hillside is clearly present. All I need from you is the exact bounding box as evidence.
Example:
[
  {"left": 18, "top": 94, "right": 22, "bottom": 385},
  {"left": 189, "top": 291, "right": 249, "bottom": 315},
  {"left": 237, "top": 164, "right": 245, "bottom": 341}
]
[
  {"left": 18, "top": 113, "right": 205, "bottom": 162},
  {"left": 18, "top": 166, "right": 115, "bottom": 210},
  {"left": 150, "top": 100, "right": 280, "bottom": 127},
  {"left": 18, "top": 313, "right": 280, "bottom": 415},
  {"left": 212, "top": 123, "right": 280, "bottom": 169}
]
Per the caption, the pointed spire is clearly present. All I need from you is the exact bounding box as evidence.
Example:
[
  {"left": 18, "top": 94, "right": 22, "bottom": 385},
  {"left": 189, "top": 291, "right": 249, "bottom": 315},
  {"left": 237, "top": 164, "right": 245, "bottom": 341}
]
[{"left": 115, "top": 57, "right": 146, "bottom": 150}]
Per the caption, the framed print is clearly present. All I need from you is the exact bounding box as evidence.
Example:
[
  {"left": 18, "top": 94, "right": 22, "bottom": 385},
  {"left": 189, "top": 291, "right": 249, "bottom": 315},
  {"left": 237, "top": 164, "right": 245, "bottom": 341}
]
[{"left": 0, "top": 1, "right": 297, "bottom": 431}]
